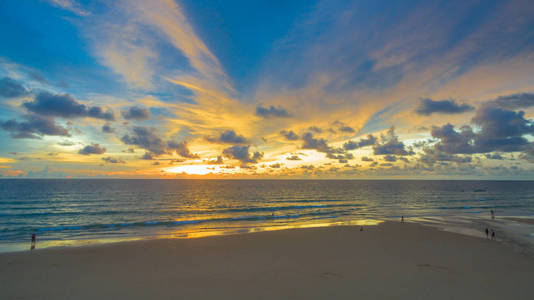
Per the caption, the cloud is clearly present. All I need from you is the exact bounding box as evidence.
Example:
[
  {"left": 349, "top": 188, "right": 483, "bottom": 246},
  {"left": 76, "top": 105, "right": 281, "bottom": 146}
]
[
  {"left": 87, "top": 106, "right": 115, "bottom": 121},
  {"left": 421, "top": 104, "right": 534, "bottom": 164},
  {"left": 91, "top": 0, "right": 232, "bottom": 93},
  {"left": 430, "top": 124, "right": 475, "bottom": 154},
  {"left": 490, "top": 93, "right": 534, "bottom": 110},
  {"left": 1, "top": 114, "right": 70, "bottom": 139},
  {"left": 0, "top": 77, "right": 28, "bottom": 98},
  {"left": 167, "top": 140, "right": 199, "bottom": 158},
  {"left": 384, "top": 155, "right": 397, "bottom": 162},
  {"left": 102, "top": 124, "right": 115, "bottom": 133},
  {"left": 280, "top": 130, "right": 299, "bottom": 140},
  {"left": 120, "top": 126, "right": 201, "bottom": 160},
  {"left": 141, "top": 152, "right": 154, "bottom": 160},
  {"left": 121, "top": 106, "right": 150, "bottom": 121},
  {"left": 419, "top": 147, "right": 472, "bottom": 164},
  {"left": 286, "top": 155, "right": 302, "bottom": 161},
  {"left": 79, "top": 144, "right": 106, "bottom": 155},
  {"left": 102, "top": 156, "right": 125, "bottom": 164},
  {"left": 332, "top": 121, "right": 355, "bottom": 133},
  {"left": 58, "top": 140, "right": 75, "bottom": 146},
  {"left": 23, "top": 92, "right": 115, "bottom": 121},
  {"left": 471, "top": 106, "right": 533, "bottom": 153},
  {"left": 206, "top": 156, "right": 224, "bottom": 164},
  {"left": 339, "top": 126, "right": 355, "bottom": 133},
  {"left": 361, "top": 156, "right": 374, "bottom": 162},
  {"left": 302, "top": 132, "right": 354, "bottom": 162},
  {"left": 121, "top": 126, "right": 167, "bottom": 155},
  {"left": 326, "top": 151, "right": 354, "bottom": 163},
  {"left": 308, "top": 126, "right": 322, "bottom": 133},
  {"left": 520, "top": 145, "right": 534, "bottom": 162},
  {"left": 205, "top": 130, "right": 248, "bottom": 144},
  {"left": 373, "top": 127, "right": 414, "bottom": 155},
  {"left": 47, "top": 0, "right": 90, "bottom": 16},
  {"left": 343, "top": 134, "right": 377, "bottom": 150},
  {"left": 222, "top": 145, "right": 263, "bottom": 164},
  {"left": 415, "top": 98, "right": 474, "bottom": 115},
  {"left": 256, "top": 105, "right": 291, "bottom": 118},
  {"left": 302, "top": 132, "right": 330, "bottom": 153}
]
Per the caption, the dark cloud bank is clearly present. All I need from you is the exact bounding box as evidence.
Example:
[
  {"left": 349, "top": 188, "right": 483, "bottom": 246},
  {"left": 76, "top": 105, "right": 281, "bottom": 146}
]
[
  {"left": 121, "top": 126, "right": 198, "bottom": 159},
  {"left": 0, "top": 77, "right": 29, "bottom": 98},
  {"left": 24, "top": 92, "right": 115, "bottom": 121},
  {"left": 121, "top": 106, "right": 150, "bottom": 121},
  {"left": 421, "top": 98, "right": 534, "bottom": 164},
  {"left": 256, "top": 105, "right": 290, "bottom": 118},
  {"left": 1, "top": 114, "right": 70, "bottom": 139},
  {"left": 79, "top": 144, "right": 106, "bottom": 155},
  {"left": 416, "top": 98, "right": 474, "bottom": 115},
  {"left": 1, "top": 90, "right": 117, "bottom": 139},
  {"left": 205, "top": 130, "right": 248, "bottom": 144},
  {"left": 222, "top": 145, "right": 263, "bottom": 165}
]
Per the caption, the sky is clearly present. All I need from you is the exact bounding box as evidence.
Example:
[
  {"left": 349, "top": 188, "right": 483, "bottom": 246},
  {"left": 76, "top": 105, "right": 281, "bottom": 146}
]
[{"left": 0, "top": 0, "right": 534, "bottom": 179}]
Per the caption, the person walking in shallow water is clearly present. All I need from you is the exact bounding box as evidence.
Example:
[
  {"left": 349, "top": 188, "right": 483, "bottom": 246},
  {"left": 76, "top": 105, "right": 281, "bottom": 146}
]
[
  {"left": 485, "top": 228, "right": 489, "bottom": 238},
  {"left": 401, "top": 216, "right": 404, "bottom": 223},
  {"left": 491, "top": 229, "right": 496, "bottom": 240}
]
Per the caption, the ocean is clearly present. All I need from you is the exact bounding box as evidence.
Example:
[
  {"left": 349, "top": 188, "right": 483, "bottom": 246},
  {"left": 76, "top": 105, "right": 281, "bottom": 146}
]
[{"left": 1, "top": 179, "right": 534, "bottom": 252}]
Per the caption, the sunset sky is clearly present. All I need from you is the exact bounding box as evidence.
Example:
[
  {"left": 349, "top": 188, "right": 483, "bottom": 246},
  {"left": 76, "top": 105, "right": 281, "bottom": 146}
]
[{"left": 0, "top": 0, "right": 533, "bottom": 179}]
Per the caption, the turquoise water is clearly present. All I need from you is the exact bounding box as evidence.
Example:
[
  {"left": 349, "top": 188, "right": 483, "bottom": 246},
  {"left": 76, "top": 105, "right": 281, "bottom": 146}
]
[{"left": 1, "top": 179, "right": 534, "bottom": 252}]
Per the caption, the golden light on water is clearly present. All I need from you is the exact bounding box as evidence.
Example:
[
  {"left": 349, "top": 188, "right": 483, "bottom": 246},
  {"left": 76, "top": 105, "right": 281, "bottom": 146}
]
[{"left": 165, "top": 219, "right": 384, "bottom": 239}]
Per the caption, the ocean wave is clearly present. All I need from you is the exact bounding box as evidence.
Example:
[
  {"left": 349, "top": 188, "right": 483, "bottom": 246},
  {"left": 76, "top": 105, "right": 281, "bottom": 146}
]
[
  {"left": 0, "top": 203, "right": 360, "bottom": 219},
  {"left": 437, "top": 204, "right": 524, "bottom": 210},
  {"left": 29, "top": 209, "right": 352, "bottom": 234}
]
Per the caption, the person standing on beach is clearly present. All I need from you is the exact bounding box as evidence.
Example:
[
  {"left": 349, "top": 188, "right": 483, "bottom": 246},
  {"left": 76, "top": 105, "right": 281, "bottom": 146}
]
[
  {"left": 30, "top": 233, "right": 36, "bottom": 250},
  {"left": 485, "top": 228, "right": 489, "bottom": 238},
  {"left": 401, "top": 216, "right": 404, "bottom": 223},
  {"left": 491, "top": 229, "right": 495, "bottom": 240}
]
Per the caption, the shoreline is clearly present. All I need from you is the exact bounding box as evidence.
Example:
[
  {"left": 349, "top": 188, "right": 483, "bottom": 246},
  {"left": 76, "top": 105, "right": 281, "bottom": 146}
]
[
  {"left": 2, "top": 221, "right": 533, "bottom": 299},
  {"left": 413, "top": 215, "right": 534, "bottom": 257},
  {"left": 2, "top": 215, "right": 534, "bottom": 256}
]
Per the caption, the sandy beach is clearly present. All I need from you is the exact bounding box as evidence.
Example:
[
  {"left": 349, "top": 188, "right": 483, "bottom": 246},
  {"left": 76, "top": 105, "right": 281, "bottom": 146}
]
[{"left": 1, "top": 221, "right": 533, "bottom": 299}]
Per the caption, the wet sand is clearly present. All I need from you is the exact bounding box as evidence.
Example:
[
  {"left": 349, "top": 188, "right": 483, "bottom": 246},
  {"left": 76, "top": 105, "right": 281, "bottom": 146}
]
[
  {"left": 504, "top": 217, "right": 534, "bottom": 225},
  {"left": 1, "top": 221, "right": 533, "bottom": 299}
]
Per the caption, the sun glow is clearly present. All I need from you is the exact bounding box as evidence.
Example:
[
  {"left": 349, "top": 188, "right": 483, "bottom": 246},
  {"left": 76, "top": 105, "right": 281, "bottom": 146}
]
[{"left": 165, "top": 164, "right": 218, "bottom": 175}]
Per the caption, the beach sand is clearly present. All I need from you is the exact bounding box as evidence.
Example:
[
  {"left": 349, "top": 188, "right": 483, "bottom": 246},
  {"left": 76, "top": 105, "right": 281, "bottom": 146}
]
[{"left": 1, "top": 221, "right": 533, "bottom": 299}]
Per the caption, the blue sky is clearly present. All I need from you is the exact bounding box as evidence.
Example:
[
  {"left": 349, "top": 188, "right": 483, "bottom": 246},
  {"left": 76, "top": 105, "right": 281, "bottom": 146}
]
[{"left": 0, "top": 0, "right": 533, "bottom": 178}]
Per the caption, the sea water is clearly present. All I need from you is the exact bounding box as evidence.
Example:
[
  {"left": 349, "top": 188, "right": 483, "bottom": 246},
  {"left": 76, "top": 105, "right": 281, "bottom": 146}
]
[{"left": 1, "top": 179, "right": 533, "bottom": 252}]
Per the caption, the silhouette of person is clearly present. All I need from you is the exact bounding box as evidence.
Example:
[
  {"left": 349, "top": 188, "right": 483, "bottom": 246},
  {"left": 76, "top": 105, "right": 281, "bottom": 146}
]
[
  {"left": 401, "top": 216, "right": 404, "bottom": 223},
  {"left": 491, "top": 229, "right": 495, "bottom": 240},
  {"left": 360, "top": 226, "right": 363, "bottom": 231},
  {"left": 490, "top": 210, "right": 495, "bottom": 220},
  {"left": 31, "top": 233, "right": 36, "bottom": 250},
  {"left": 485, "top": 228, "right": 489, "bottom": 238}
]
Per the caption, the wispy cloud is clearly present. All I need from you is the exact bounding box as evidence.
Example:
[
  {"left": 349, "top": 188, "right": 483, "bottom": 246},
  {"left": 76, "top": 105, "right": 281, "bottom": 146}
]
[{"left": 47, "top": 0, "right": 90, "bottom": 16}]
